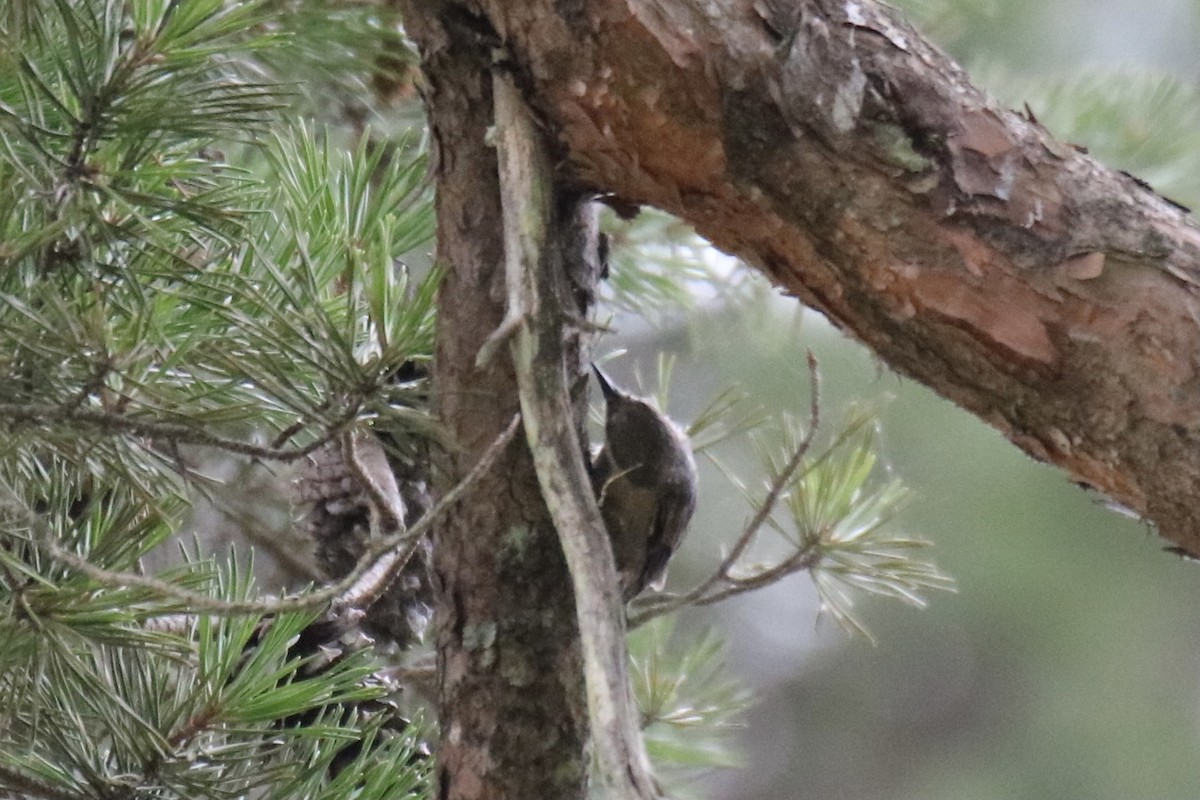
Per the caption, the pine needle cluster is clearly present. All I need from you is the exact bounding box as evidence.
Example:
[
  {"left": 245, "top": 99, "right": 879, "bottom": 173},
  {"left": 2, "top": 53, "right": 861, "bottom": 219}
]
[{"left": 1, "top": 2, "right": 434, "bottom": 797}]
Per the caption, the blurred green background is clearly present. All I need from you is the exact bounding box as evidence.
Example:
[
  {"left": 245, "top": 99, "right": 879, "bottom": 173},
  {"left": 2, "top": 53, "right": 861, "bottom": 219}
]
[{"left": 603, "top": 1, "right": 1200, "bottom": 797}]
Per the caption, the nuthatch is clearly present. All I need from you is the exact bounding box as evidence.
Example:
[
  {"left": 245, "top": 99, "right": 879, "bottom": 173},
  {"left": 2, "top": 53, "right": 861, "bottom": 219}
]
[{"left": 591, "top": 366, "right": 698, "bottom": 600}]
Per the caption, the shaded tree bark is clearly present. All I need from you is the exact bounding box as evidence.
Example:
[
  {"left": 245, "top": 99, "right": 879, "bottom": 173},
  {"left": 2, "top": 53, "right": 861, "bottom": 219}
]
[
  {"left": 399, "top": 0, "right": 1200, "bottom": 798},
  {"left": 396, "top": 4, "right": 593, "bottom": 799},
  {"left": 439, "top": 0, "right": 1200, "bottom": 552}
]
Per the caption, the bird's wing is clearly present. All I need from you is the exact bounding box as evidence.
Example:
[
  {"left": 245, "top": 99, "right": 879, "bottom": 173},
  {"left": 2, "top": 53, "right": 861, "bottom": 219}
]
[{"left": 639, "top": 483, "right": 697, "bottom": 594}]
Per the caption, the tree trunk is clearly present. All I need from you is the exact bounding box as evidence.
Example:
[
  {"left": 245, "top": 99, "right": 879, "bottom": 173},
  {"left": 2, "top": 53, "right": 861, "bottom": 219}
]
[{"left": 396, "top": 5, "right": 592, "bottom": 799}]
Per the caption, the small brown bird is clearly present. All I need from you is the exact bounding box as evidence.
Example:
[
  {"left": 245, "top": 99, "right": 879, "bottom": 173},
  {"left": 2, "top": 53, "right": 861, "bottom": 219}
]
[{"left": 592, "top": 366, "right": 698, "bottom": 600}]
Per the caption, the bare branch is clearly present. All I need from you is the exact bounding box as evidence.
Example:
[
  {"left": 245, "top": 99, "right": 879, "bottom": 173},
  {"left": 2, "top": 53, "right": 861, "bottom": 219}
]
[
  {"left": 692, "top": 548, "right": 823, "bottom": 608},
  {"left": 0, "top": 401, "right": 359, "bottom": 462},
  {"left": 0, "top": 417, "right": 519, "bottom": 618},
  {"left": 493, "top": 70, "right": 658, "bottom": 800}
]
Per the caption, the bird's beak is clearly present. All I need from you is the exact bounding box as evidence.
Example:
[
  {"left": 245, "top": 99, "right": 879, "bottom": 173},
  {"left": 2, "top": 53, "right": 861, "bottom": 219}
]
[{"left": 593, "top": 364, "right": 618, "bottom": 400}]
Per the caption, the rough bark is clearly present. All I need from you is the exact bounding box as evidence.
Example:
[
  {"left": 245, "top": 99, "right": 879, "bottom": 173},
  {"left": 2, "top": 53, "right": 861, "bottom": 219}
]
[
  {"left": 396, "top": 4, "right": 591, "bottom": 799},
  {"left": 492, "top": 71, "right": 656, "bottom": 799},
  {"left": 398, "top": 0, "right": 1200, "bottom": 798},
  {"left": 435, "top": 0, "right": 1200, "bottom": 553}
]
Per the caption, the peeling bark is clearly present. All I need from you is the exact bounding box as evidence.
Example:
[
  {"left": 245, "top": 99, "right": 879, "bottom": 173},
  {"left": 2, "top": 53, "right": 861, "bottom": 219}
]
[{"left": 455, "top": 0, "right": 1200, "bottom": 551}]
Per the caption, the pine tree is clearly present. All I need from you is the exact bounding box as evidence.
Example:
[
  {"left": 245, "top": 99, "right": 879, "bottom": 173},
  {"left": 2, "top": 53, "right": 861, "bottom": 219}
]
[
  {"left": 0, "top": 2, "right": 438, "bottom": 797},
  {"left": 6, "top": 0, "right": 1194, "bottom": 799}
]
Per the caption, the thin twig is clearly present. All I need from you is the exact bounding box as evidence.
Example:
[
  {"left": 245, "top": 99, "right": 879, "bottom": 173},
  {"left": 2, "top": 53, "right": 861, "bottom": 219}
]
[
  {"left": 2, "top": 416, "right": 519, "bottom": 618},
  {"left": 693, "top": 547, "right": 823, "bottom": 607},
  {"left": 269, "top": 396, "right": 337, "bottom": 449},
  {"left": 0, "top": 402, "right": 359, "bottom": 463},
  {"left": 629, "top": 353, "right": 820, "bottom": 628},
  {"left": 0, "top": 763, "right": 78, "bottom": 800},
  {"left": 475, "top": 310, "right": 524, "bottom": 368}
]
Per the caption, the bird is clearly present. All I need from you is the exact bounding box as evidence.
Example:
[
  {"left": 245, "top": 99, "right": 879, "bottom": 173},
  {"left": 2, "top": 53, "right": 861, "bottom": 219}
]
[{"left": 591, "top": 365, "right": 698, "bottom": 600}]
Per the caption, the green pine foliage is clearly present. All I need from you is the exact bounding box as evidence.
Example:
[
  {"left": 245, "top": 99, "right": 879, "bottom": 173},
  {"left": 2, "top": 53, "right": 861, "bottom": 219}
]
[
  {"left": 599, "top": 208, "right": 757, "bottom": 320},
  {"left": 765, "top": 413, "right": 954, "bottom": 638},
  {"left": 631, "top": 620, "right": 751, "bottom": 795},
  {"left": 0, "top": 1, "right": 435, "bottom": 797}
]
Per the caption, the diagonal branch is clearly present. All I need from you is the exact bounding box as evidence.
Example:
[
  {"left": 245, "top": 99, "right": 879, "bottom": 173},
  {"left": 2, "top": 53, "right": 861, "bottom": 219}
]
[
  {"left": 473, "top": 0, "right": 1200, "bottom": 553},
  {"left": 2, "top": 417, "right": 518, "bottom": 618}
]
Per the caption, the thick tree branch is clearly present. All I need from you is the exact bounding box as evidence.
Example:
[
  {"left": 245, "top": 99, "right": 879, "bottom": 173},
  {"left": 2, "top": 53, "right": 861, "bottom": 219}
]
[{"left": 470, "top": 0, "right": 1200, "bottom": 550}]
